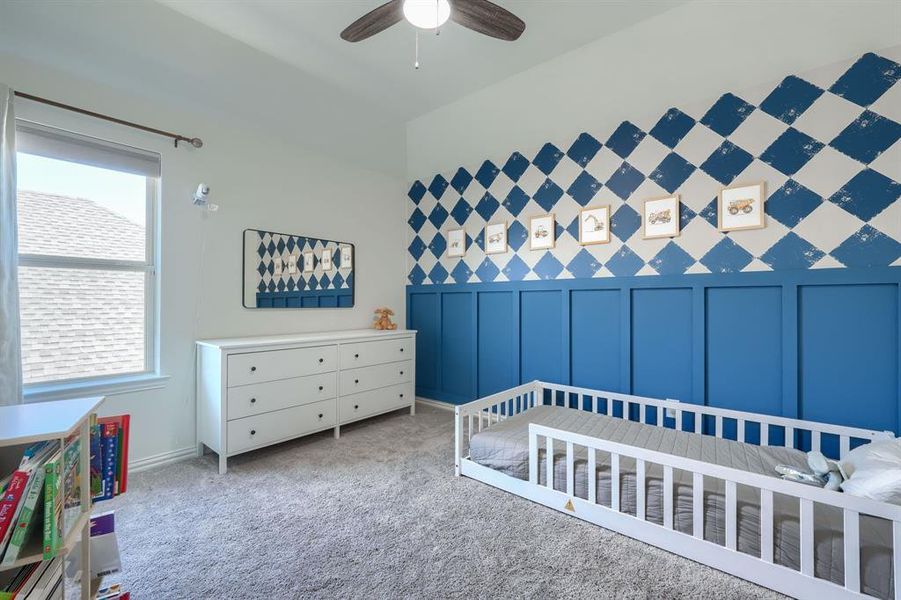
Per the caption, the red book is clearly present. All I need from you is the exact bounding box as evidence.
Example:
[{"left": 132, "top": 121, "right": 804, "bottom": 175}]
[{"left": 0, "top": 470, "right": 29, "bottom": 546}]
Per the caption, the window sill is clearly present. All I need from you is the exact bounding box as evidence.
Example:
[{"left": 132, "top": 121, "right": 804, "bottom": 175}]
[{"left": 24, "top": 373, "right": 170, "bottom": 403}]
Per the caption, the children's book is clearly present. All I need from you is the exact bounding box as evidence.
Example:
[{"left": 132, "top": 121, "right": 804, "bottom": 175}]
[
  {"left": 90, "top": 416, "right": 103, "bottom": 499},
  {"left": 0, "top": 471, "right": 29, "bottom": 554},
  {"left": 43, "top": 450, "right": 63, "bottom": 559},
  {"left": 62, "top": 434, "right": 83, "bottom": 540},
  {"left": 90, "top": 511, "right": 121, "bottom": 579},
  {"left": 0, "top": 466, "right": 45, "bottom": 566},
  {"left": 99, "top": 422, "right": 118, "bottom": 502}
]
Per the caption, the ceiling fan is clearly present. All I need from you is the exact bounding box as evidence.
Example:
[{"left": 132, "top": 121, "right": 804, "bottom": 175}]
[{"left": 340, "top": 0, "right": 526, "bottom": 43}]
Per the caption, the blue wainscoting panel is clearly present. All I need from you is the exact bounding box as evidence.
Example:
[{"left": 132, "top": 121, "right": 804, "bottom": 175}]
[
  {"left": 407, "top": 268, "right": 901, "bottom": 434},
  {"left": 631, "top": 288, "right": 693, "bottom": 402},
  {"left": 409, "top": 292, "right": 439, "bottom": 394},
  {"left": 441, "top": 293, "right": 474, "bottom": 401},
  {"left": 478, "top": 292, "right": 516, "bottom": 397},
  {"left": 520, "top": 291, "right": 564, "bottom": 384},
  {"left": 706, "top": 287, "right": 783, "bottom": 416},
  {"left": 799, "top": 284, "right": 899, "bottom": 433},
  {"left": 570, "top": 289, "right": 622, "bottom": 391}
]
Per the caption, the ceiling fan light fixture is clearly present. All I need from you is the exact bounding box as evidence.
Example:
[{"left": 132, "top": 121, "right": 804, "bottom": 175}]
[{"left": 402, "top": 0, "right": 451, "bottom": 30}]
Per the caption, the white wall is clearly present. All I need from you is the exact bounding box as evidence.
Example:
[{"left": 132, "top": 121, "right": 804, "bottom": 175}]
[
  {"left": 406, "top": 0, "right": 901, "bottom": 178},
  {"left": 1, "top": 52, "right": 407, "bottom": 467}
]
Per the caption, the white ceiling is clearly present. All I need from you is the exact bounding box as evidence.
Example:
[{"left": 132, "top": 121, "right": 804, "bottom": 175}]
[{"left": 157, "top": 0, "right": 685, "bottom": 121}]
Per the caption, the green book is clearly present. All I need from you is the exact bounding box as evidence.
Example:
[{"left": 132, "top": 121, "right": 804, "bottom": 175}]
[
  {"left": 42, "top": 452, "right": 62, "bottom": 560},
  {"left": 0, "top": 469, "right": 45, "bottom": 566}
]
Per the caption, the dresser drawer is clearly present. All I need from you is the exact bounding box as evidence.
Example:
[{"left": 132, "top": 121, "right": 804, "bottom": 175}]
[
  {"left": 339, "top": 337, "right": 411, "bottom": 369},
  {"left": 340, "top": 360, "right": 412, "bottom": 395},
  {"left": 228, "top": 345, "right": 337, "bottom": 387},
  {"left": 227, "top": 399, "right": 336, "bottom": 454},
  {"left": 227, "top": 372, "right": 336, "bottom": 421},
  {"left": 339, "top": 383, "right": 412, "bottom": 423}
]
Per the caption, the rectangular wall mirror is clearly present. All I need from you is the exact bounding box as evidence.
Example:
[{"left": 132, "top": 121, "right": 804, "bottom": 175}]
[{"left": 243, "top": 228, "right": 355, "bottom": 308}]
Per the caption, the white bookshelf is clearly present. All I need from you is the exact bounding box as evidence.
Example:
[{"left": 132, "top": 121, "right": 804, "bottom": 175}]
[{"left": 0, "top": 396, "right": 103, "bottom": 599}]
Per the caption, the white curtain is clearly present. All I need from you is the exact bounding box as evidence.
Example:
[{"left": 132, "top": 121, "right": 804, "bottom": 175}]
[{"left": 0, "top": 85, "right": 21, "bottom": 406}]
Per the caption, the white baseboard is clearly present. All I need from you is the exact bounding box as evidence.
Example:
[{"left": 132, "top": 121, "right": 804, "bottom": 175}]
[
  {"left": 129, "top": 446, "right": 196, "bottom": 473},
  {"left": 416, "top": 397, "right": 455, "bottom": 411}
]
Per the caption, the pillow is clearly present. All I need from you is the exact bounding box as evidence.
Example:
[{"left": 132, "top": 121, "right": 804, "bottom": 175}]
[
  {"left": 840, "top": 438, "right": 901, "bottom": 478},
  {"left": 840, "top": 467, "right": 901, "bottom": 504}
]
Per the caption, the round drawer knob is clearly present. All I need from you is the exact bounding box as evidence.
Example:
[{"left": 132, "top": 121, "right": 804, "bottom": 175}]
[
  {"left": 399, "top": 393, "right": 404, "bottom": 398},
  {"left": 250, "top": 398, "right": 256, "bottom": 404},
  {"left": 250, "top": 366, "right": 257, "bottom": 372},
  {"left": 354, "top": 353, "right": 359, "bottom": 358},
  {"left": 318, "top": 385, "right": 324, "bottom": 391},
  {"left": 318, "top": 358, "right": 324, "bottom": 363},
  {"left": 318, "top": 413, "right": 324, "bottom": 419},
  {"left": 400, "top": 348, "right": 404, "bottom": 352},
  {"left": 354, "top": 404, "right": 359, "bottom": 410},
  {"left": 400, "top": 371, "right": 404, "bottom": 375},
  {"left": 354, "top": 379, "right": 359, "bottom": 384},
  {"left": 250, "top": 429, "right": 256, "bottom": 435}
]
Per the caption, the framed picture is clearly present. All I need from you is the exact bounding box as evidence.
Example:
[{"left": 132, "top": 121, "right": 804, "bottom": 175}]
[
  {"left": 340, "top": 245, "right": 353, "bottom": 268},
  {"left": 529, "top": 214, "right": 555, "bottom": 251},
  {"left": 303, "top": 251, "right": 315, "bottom": 273},
  {"left": 447, "top": 228, "right": 466, "bottom": 258},
  {"left": 485, "top": 221, "right": 507, "bottom": 255},
  {"left": 320, "top": 248, "right": 333, "bottom": 271},
  {"left": 642, "top": 195, "right": 680, "bottom": 239},
  {"left": 287, "top": 254, "right": 298, "bottom": 275},
  {"left": 272, "top": 256, "right": 283, "bottom": 277},
  {"left": 578, "top": 206, "right": 610, "bottom": 245},
  {"left": 719, "top": 182, "right": 766, "bottom": 232}
]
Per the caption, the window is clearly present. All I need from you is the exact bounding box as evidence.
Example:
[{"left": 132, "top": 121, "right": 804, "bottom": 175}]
[{"left": 15, "top": 122, "right": 160, "bottom": 388}]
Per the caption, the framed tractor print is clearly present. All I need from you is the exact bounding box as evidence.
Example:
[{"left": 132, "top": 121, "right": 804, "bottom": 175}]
[
  {"left": 529, "top": 214, "right": 555, "bottom": 251},
  {"left": 485, "top": 221, "right": 508, "bottom": 255},
  {"left": 719, "top": 182, "right": 766, "bottom": 232},
  {"left": 643, "top": 195, "right": 680, "bottom": 239}
]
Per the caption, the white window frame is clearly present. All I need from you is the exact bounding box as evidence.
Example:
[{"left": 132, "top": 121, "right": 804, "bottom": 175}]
[{"left": 16, "top": 122, "right": 166, "bottom": 401}]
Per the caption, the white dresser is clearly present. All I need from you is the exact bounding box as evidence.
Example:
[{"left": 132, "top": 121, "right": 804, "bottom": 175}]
[{"left": 196, "top": 329, "right": 416, "bottom": 473}]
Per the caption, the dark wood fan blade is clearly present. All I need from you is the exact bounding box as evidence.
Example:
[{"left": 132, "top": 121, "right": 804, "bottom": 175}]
[
  {"left": 451, "top": 0, "right": 525, "bottom": 41},
  {"left": 340, "top": 0, "right": 403, "bottom": 42}
]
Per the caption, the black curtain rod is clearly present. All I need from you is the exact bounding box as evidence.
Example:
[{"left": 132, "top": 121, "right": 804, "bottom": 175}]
[{"left": 14, "top": 91, "right": 203, "bottom": 149}]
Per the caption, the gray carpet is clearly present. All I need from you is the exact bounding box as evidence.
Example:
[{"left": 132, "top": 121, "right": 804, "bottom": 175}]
[{"left": 108, "top": 405, "right": 786, "bottom": 599}]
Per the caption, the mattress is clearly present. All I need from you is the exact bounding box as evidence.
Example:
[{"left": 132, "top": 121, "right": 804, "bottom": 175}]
[{"left": 469, "top": 405, "right": 893, "bottom": 599}]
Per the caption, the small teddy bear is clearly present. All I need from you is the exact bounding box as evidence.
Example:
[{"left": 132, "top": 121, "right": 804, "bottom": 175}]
[{"left": 372, "top": 307, "right": 397, "bottom": 330}]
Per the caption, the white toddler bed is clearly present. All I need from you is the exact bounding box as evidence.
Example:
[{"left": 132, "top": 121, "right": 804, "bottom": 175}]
[{"left": 453, "top": 381, "right": 899, "bottom": 600}]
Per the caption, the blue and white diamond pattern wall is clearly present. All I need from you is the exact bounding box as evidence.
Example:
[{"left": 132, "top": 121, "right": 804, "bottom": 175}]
[{"left": 407, "top": 50, "right": 901, "bottom": 285}]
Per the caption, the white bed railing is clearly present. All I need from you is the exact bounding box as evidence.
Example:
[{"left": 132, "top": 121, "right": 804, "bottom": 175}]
[
  {"left": 538, "top": 381, "right": 893, "bottom": 458},
  {"left": 529, "top": 423, "right": 901, "bottom": 598},
  {"left": 454, "top": 380, "right": 899, "bottom": 600}
]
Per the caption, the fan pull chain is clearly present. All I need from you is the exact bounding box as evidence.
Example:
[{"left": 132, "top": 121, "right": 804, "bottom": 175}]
[{"left": 414, "top": 30, "right": 420, "bottom": 70}]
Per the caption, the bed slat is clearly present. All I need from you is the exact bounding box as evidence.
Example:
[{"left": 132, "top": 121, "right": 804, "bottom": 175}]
[
  {"left": 725, "top": 480, "right": 737, "bottom": 551},
  {"left": 663, "top": 465, "right": 673, "bottom": 529},
  {"left": 811, "top": 430, "right": 821, "bottom": 454},
  {"left": 843, "top": 509, "right": 860, "bottom": 593},
  {"left": 715, "top": 416, "right": 723, "bottom": 439},
  {"left": 761, "top": 424, "right": 769, "bottom": 447},
  {"left": 761, "top": 489, "right": 774, "bottom": 563},
  {"left": 840, "top": 435, "right": 851, "bottom": 459},
  {"left": 591, "top": 395, "right": 597, "bottom": 414},
  {"left": 894, "top": 521, "right": 901, "bottom": 600},
  {"left": 636, "top": 459, "right": 646, "bottom": 521},
  {"left": 786, "top": 426, "right": 795, "bottom": 449},
  {"left": 546, "top": 437, "right": 554, "bottom": 490},
  {"left": 692, "top": 472, "right": 703, "bottom": 538},
  {"left": 800, "top": 498, "right": 814, "bottom": 577},
  {"left": 528, "top": 431, "right": 538, "bottom": 485},
  {"left": 611, "top": 453, "right": 620, "bottom": 512},
  {"left": 737, "top": 419, "right": 745, "bottom": 443},
  {"left": 587, "top": 449, "right": 596, "bottom": 504},
  {"left": 676, "top": 410, "right": 683, "bottom": 432},
  {"left": 565, "top": 442, "right": 574, "bottom": 497}
]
